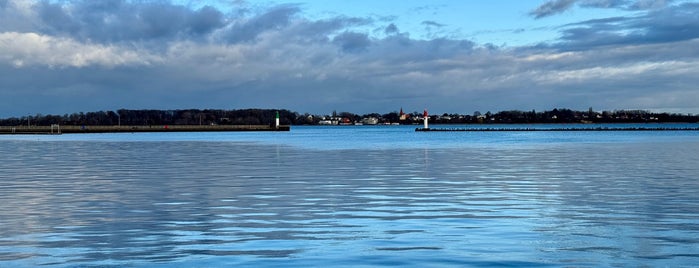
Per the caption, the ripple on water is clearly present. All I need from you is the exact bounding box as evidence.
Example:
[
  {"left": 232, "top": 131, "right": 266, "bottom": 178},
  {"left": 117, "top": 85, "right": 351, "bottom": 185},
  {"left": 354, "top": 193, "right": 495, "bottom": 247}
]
[{"left": 1, "top": 135, "right": 699, "bottom": 267}]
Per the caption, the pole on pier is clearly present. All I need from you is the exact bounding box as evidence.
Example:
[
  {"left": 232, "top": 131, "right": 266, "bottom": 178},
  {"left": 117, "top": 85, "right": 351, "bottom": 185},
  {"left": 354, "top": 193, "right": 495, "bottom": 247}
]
[
  {"left": 275, "top": 111, "right": 280, "bottom": 129},
  {"left": 50, "top": 124, "right": 61, "bottom": 134},
  {"left": 423, "top": 109, "right": 429, "bottom": 129}
]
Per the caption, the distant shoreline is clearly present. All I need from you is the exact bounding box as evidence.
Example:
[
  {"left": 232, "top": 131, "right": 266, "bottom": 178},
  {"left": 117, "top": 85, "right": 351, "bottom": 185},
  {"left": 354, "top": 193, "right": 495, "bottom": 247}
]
[{"left": 2, "top": 108, "right": 698, "bottom": 128}]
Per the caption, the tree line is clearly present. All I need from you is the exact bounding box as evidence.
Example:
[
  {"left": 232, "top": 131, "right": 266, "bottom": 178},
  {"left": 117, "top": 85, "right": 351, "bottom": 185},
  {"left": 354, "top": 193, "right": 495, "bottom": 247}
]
[
  {"left": 314, "top": 108, "right": 698, "bottom": 124},
  {"left": 437, "top": 108, "right": 699, "bottom": 124},
  {"left": 1, "top": 108, "right": 697, "bottom": 126},
  {"left": 0, "top": 109, "right": 299, "bottom": 126}
]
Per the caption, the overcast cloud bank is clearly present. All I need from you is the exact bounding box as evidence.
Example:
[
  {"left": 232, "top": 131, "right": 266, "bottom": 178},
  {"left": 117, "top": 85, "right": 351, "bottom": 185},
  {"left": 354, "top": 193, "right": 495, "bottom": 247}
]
[{"left": 1, "top": 0, "right": 698, "bottom": 116}]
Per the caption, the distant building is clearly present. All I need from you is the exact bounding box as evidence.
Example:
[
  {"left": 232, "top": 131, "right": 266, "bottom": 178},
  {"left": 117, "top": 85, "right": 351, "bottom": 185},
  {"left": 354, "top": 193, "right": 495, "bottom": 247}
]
[
  {"left": 318, "top": 119, "right": 337, "bottom": 125},
  {"left": 362, "top": 117, "right": 379, "bottom": 125},
  {"left": 399, "top": 107, "right": 411, "bottom": 121}
]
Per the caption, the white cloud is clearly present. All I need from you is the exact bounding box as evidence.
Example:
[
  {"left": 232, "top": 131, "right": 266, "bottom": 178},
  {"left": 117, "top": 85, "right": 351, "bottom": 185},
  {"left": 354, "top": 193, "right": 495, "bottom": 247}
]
[
  {"left": 532, "top": 59, "right": 699, "bottom": 85},
  {"left": 0, "top": 32, "right": 159, "bottom": 68},
  {"left": 522, "top": 52, "right": 580, "bottom": 62}
]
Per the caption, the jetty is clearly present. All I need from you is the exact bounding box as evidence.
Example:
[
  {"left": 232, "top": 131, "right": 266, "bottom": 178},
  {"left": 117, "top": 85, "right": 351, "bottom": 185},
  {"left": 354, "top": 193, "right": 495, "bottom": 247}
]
[
  {"left": 0, "top": 124, "right": 290, "bottom": 135},
  {"left": 416, "top": 127, "right": 699, "bottom": 132}
]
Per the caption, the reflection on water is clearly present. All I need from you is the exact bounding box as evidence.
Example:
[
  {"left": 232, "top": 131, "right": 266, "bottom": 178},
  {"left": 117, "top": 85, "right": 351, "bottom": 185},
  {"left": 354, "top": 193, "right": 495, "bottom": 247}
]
[{"left": 1, "top": 137, "right": 699, "bottom": 267}]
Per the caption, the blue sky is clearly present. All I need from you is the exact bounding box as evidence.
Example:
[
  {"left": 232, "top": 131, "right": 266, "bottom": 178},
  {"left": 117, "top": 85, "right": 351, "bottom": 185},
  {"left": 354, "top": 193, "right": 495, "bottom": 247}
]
[
  {"left": 1, "top": 0, "right": 699, "bottom": 117},
  {"left": 179, "top": 0, "right": 630, "bottom": 45}
]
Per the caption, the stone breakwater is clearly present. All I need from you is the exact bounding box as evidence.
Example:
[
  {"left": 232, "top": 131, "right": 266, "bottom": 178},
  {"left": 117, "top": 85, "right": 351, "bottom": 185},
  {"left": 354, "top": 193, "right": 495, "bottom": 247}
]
[
  {"left": 416, "top": 127, "right": 699, "bottom": 132},
  {"left": 0, "top": 125, "right": 290, "bottom": 134}
]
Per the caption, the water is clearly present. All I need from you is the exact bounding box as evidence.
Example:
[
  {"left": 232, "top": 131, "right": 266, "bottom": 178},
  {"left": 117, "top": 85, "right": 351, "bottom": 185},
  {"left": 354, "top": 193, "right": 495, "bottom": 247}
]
[{"left": 1, "top": 124, "right": 699, "bottom": 267}]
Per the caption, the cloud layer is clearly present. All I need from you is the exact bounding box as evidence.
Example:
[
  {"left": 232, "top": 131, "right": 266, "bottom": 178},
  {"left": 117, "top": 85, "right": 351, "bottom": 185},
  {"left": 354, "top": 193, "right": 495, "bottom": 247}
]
[
  {"left": 530, "top": 0, "right": 675, "bottom": 18},
  {"left": 1, "top": 0, "right": 698, "bottom": 116}
]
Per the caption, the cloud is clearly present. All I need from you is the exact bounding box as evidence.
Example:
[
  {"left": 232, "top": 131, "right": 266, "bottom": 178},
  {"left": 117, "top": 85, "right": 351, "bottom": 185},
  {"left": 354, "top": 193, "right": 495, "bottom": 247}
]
[
  {"left": 627, "top": 0, "right": 673, "bottom": 9},
  {"left": 578, "top": 0, "right": 631, "bottom": 9},
  {"left": 0, "top": 32, "right": 158, "bottom": 68},
  {"left": 384, "top": 23, "right": 399, "bottom": 35},
  {"left": 186, "top": 6, "right": 226, "bottom": 35},
  {"left": 222, "top": 4, "right": 300, "bottom": 43},
  {"left": 0, "top": 0, "right": 36, "bottom": 32},
  {"left": 0, "top": 0, "right": 698, "bottom": 116},
  {"left": 530, "top": 0, "right": 577, "bottom": 19},
  {"left": 531, "top": 0, "right": 675, "bottom": 18},
  {"left": 580, "top": 0, "right": 674, "bottom": 9},
  {"left": 332, "top": 32, "right": 371, "bottom": 52},
  {"left": 421, "top": 21, "right": 446, "bottom": 28},
  {"left": 32, "top": 1, "right": 227, "bottom": 42},
  {"left": 551, "top": 2, "right": 699, "bottom": 50}
]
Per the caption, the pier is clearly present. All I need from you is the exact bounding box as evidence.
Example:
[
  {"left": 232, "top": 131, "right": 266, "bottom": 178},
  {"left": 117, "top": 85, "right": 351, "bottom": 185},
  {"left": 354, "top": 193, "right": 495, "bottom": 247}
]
[
  {"left": 0, "top": 124, "right": 290, "bottom": 135},
  {"left": 416, "top": 127, "right": 699, "bottom": 132}
]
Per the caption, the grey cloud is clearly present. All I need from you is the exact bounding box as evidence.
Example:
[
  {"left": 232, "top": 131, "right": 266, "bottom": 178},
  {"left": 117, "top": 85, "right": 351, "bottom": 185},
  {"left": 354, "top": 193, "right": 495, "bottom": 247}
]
[
  {"left": 421, "top": 21, "right": 447, "bottom": 39},
  {"left": 628, "top": 0, "right": 673, "bottom": 9},
  {"left": 370, "top": 37, "right": 475, "bottom": 64},
  {"left": 187, "top": 6, "right": 226, "bottom": 35},
  {"left": 33, "top": 0, "right": 225, "bottom": 42},
  {"left": 530, "top": 0, "right": 577, "bottom": 19},
  {"left": 0, "top": 1, "right": 35, "bottom": 32},
  {"left": 131, "top": 4, "right": 190, "bottom": 38},
  {"left": 333, "top": 32, "right": 371, "bottom": 52},
  {"left": 579, "top": 0, "right": 631, "bottom": 8},
  {"left": 36, "top": 2, "right": 73, "bottom": 32},
  {"left": 282, "top": 16, "right": 372, "bottom": 43},
  {"left": 422, "top": 21, "right": 446, "bottom": 27},
  {"left": 531, "top": 0, "right": 675, "bottom": 18},
  {"left": 552, "top": 2, "right": 699, "bottom": 50},
  {"left": 580, "top": 0, "right": 674, "bottom": 9},
  {"left": 409, "top": 4, "right": 446, "bottom": 15},
  {"left": 385, "top": 23, "right": 399, "bottom": 35},
  {"left": 1, "top": 0, "right": 366, "bottom": 45},
  {"left": 223, "top": 4, "right": 300, "bottom": 43}
]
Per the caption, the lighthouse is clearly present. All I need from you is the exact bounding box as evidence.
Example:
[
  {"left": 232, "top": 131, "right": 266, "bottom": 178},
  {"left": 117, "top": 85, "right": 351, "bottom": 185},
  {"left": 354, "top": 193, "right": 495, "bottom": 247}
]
[
  {"left": 423, "top": 109, "right": 429, "bottom": 129},
  {"left": 275, "top": 111, "right": 280, "bottom": 129}
]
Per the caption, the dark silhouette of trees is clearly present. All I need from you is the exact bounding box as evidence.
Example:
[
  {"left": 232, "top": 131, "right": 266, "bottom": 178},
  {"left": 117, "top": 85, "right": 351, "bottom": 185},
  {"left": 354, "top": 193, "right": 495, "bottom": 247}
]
[
  {"left": 0, "top": 109, "right": 299, "bottom": 126},
  {"left": 382, "top": 111, "right": 400, "bottom": 123}
]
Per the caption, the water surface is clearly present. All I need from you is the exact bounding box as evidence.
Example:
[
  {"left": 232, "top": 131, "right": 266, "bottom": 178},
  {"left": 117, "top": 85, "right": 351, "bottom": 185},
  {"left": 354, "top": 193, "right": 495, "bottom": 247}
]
[{"left": 1, "top": 125, "right": 698, "bottom": 267}]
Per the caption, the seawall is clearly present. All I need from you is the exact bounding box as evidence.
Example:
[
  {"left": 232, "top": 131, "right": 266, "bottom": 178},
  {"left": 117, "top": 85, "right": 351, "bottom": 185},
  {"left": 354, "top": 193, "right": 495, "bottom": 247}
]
[
  {"left": 416, "top": 127, "right": 699, "bottom": 132},
  {"left": 0, "top": 125, "right": 290, "bottom": 134}
]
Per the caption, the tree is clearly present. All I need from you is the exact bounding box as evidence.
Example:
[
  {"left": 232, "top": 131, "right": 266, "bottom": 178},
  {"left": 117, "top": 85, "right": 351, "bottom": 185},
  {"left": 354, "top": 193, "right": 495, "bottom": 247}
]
[{"left": 382, "top": 112, "right": 400, "bottom": 123}]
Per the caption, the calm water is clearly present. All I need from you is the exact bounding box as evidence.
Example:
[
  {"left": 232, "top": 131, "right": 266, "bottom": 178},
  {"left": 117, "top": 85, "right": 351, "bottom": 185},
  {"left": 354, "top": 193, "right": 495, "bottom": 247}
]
[{"left": 1, "top": 124, "right": 699, "bottom": 267}]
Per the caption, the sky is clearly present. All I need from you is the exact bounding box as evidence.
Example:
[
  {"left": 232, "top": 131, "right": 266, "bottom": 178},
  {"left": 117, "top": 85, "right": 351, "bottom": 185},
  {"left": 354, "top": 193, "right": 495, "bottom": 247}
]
[{"left": 1, "top": 0, "right": 699, "bottom": 117}]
